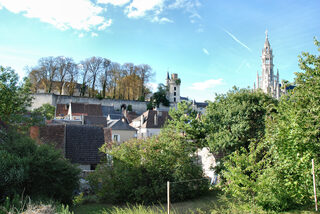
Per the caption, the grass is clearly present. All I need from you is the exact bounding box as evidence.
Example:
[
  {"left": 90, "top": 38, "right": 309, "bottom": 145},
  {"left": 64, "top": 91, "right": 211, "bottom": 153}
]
[
  {"left": 72, "top": 191, "right": 219, "bottom": 214},
  {"left": 72, "top": 191, "right": 319, "bottom": 214}
]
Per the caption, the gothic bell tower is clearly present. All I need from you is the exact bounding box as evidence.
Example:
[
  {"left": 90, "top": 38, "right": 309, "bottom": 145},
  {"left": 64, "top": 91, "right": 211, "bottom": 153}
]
[
  {"left": 261, "top": 30, "right": 274, "bottom": 94},
  {"left": 255, "top": 30, "right": 280, "bottom": 99}
]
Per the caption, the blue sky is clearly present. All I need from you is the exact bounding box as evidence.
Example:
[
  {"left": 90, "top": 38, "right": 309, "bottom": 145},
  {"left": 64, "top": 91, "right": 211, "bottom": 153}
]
[{"left": 0, "top": 0, "right": 319, "bottom": 101}]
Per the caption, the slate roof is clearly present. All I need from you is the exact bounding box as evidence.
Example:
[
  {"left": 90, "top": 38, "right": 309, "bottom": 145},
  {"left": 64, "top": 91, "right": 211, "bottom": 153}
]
[
  {"left": 65, "top": 125, "right": 105, "bottom": 165},
  {"left": 50, "top": 119, "right": 82, "bottom": 125},
  {"left": 180, "top": 96, "right": 189, "bottom": 101},
  {"left": 55, "top": 104, "right": 69, "bottom": 117},
  {"left": 195, "top": 102, "right": 209, "bottom": 108},
  {"left": 131, "top": 110, "right": 170, "bottom": 129},
  {"left": 108, "top": 114, "right": 123, "bottom": 120},
  {"left": 101, "top": 106, "right": 120, "bottom": 117},
  {"left": 84, "top": 116, "right": 108, "bottom": 127},
  {"left": 70, "top": 103, "right": 103, "bottom": 116},
  {"left": 107, "top": 119, "right": 137, "bottom": 131}
]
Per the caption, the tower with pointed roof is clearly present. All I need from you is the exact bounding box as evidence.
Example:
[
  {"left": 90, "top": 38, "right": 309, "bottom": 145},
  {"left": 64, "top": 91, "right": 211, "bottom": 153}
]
[
  {"left": 255, "top": 30, "right": 280, "bottom": 99},
  {"left": 166, "top": 72, "right": 181, "bottom": 104}
]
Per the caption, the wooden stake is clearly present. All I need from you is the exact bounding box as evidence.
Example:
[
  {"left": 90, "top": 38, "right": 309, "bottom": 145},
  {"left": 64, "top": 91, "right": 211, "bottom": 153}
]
[
  {"left": 167, "top": 181, "right": 170, "bottom": 214},
  {"left": 312, "top": 159, "right": 318, "bottom": 211}
]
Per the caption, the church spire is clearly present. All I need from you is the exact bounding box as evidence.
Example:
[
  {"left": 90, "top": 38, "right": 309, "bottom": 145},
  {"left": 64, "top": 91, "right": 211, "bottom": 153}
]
[{"left": 264, "top": 29, "right": 270, "bottom": 49}]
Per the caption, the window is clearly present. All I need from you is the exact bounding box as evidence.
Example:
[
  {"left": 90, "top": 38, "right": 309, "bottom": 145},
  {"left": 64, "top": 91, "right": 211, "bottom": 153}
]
[
  {"left": 174, "top": 92, "right": 176, "bottom": 96},
  {"left": 113, "top": 134, "right": 120, "bottom": 142},
  {"left": 174, "top": 97, "right": 176, "bottom": 102},
  {"left": 174, "top": 87, "right": 176, "bottom": 91},
  {"left": 266, "top": 58, "right": 270, "bottom": 64}
]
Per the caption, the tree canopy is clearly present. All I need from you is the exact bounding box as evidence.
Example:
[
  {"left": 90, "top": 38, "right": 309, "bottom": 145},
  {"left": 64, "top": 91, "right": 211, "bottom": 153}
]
[{"left": 0, "top": 66, "right": 33, "bottom": 126}]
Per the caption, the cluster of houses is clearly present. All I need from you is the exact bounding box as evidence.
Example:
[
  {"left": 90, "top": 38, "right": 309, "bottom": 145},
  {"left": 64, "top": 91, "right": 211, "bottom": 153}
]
[
  {"left": 29, "top": 73, "right": 215, "bottom": 179},
  {"left": 30, "top": 102, "right": 171, "bottom": 170}
]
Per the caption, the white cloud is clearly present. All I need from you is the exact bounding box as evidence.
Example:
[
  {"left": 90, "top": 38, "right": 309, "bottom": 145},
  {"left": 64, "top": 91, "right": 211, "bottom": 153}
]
[
  {"left": 98, "top": 19, "right": 112, "bottom": 30},
  {"left": 190, "top": 79, "right": 223, "bottom": 91},
  {"left": 202, "top": 48, "right": 209, "bottom": 55},
  {"left": 78, "top": 33, "right": 84, "bottom": 38},
  {"left": 0, "top": 0, "right": 110, "bottom": 31},
  {"left": 152, "top": 16, "right": 173, "bottom": 24},
  {"left": 223, "top": 29, "right": 252, "bottom": 52},
  {"left": 125, "top": 0, "right": 164, "bottom": 18},
  {"left": 91, "top": 32, "right": 98, "bottom": 37},
  {"left": 169, "top": 0, "right": 201, "bottom": 20},
  {"left": 97, "top": 0, "right": 130, "bottom": 6}
]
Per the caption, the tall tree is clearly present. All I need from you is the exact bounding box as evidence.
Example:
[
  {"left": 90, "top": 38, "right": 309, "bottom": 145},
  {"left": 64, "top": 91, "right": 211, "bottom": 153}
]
[
  {"left": 38, "top": 56, "right": 58, "bottom": 93},
  {"left": 203, "top": 87, "right": 277, "bottom": 155},
  {"left": 149, "top": 83, "right": 170, "bottom": 108},
  {"left": 55, "top": 56, "right": 75, "bottom": 95},
  {"left": 65, "top": 62, "right": 79, "bottom": 96},
  {"left": 138, "top": 64, "right": 154, "bottom": 100},
  {"left": 0, "top": 66, "right": 33, "bottom": 127},
  {"left": 99, "top": 58, "right": 111, "bottom": 98},
  {"left": 81, "top": 57, "right": 104, "bottom": 97}
]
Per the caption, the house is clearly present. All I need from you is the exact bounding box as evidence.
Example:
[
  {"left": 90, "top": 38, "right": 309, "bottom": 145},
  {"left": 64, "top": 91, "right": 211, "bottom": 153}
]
[
  {"left": 35, "top": 80, "right": 86, "bottom": 96},
  {"left": 130, "top": 110, "right": 170, "bottom": 139},
  {"left": 107, "top": 118, "right": 137, "bottom": 144},
  {"left": 68, "top": 103, "right": 103, "bottom": 120},
  {"left": 31, "top": 124, "right": 111, "bottom": 170}
]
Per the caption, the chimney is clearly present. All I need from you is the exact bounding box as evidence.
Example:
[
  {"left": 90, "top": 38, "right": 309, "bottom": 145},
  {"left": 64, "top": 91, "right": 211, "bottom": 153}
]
[{"left": 140, "top": 114, "right": 144, "bottom": 126}]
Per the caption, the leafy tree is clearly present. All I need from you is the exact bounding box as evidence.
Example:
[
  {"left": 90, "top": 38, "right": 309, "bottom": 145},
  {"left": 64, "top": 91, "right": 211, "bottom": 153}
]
[
  {"left": 0, "top": 66, "right": 33, "bottom": 127},
  {"left": 89, "top": 129, "right": 209, "bottom": 204},
  {"left": 166, "top": 101, "right": 206, "bottom": 149},
  {"left": 32, "top": 103, "right": 55, "bottom": 120},
  {"left": 221, "top": 39, "right": 320, "bottom": 211},
  {"left": 0, "top": 129, "right": 80, "bottom": 204},
  {"left": 149, "top": 83, "right": 170, "bottom": 108},
  {"left": 203, "top": 88, "right": 277, "bottom": 156}
]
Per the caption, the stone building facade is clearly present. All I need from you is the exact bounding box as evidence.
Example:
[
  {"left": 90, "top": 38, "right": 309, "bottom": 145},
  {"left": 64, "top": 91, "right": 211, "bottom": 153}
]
[{"left": 166, "top": 72, "right": 181, "bottom": 105}]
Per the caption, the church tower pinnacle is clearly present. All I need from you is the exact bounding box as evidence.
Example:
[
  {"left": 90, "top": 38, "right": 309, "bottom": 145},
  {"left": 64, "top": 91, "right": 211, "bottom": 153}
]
[{"left": 255, "top": 30, "right": 281, "bottom": 99}]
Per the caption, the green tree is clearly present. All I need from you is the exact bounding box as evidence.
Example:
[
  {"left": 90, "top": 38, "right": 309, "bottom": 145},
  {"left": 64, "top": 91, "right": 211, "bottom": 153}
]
[
  {"left": 0, "top": 66, "right": 33, "bottom": 127},
  {"left": 203, "top": 88, "right": 277, "bottom": 156},
  {"left": 166, "top": 101, "right": 206, "bottom": 149},
  {"left": 220, "top": 39, "right": 320, "bottom": 211},
  {"left": 32, "top": 103, "right": 55, "bottom": 120},
  {"left": 89, "top": 129, "right": 208, "bottom": 204},
  {"left": 0, "top": 129, "right": 80, "bottom": 204},
  {"left": 149, "top": 83, "right": 169, "bottom": 108}
]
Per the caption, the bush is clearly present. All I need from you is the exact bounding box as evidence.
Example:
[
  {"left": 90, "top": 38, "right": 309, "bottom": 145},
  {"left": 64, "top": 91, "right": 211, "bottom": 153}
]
[
  {"left": 89, "top": 129, "right": 209, "bottom": 204},
  {"left": 0, "top": 129, "right": 80, "bottom": 204}
]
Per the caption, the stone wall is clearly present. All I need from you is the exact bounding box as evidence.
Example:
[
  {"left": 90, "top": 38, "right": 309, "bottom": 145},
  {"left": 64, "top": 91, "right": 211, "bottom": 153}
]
[{"left": 30, "top": 93, "right": 148, "bottom": 114}]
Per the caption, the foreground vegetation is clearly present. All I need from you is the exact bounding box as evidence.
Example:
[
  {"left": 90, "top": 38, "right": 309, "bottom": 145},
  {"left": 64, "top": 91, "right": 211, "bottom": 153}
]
[{"left": 1, "top": 39, "right": 320, "bottom": 213}]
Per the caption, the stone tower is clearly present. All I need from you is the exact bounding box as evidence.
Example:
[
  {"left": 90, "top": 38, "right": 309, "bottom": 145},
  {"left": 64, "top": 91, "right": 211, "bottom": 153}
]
[
  {"left": 255, "top": 30, "right": 280, "bottom": 99},
  {"left": 166, "top": 72, "right": 181, "bottom": 104}
]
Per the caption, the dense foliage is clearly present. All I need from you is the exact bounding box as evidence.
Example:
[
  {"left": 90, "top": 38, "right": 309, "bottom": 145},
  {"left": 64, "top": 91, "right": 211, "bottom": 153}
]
[
  {"left": 221, "top": 39, "right": 320, "bottom": 211},
  {"left": 203, "top": 88, "right": 277, "bottom": 156},
  {"left": 32, "top": 103, "right": 56, "bottom": 120},
  {"left": 0, "top": 129, "right": 80, "bottom": 204},
  {"left": 0, "top": 66, "right": 33, "bottom": 127},
  {"left": 148, "top": 83, "right": 170, "bottom": 109},
  {"left": 89, "top": 129, "right": 209, "bottom": 204}
]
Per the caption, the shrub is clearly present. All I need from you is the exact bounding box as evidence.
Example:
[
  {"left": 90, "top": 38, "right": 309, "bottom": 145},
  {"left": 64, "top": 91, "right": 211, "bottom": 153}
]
[
  {"left": 89, "top": 129, "right": 209, "bottom": 204},
  {"left": 0, "top": 129, "right": 80, "bottom": 204}
]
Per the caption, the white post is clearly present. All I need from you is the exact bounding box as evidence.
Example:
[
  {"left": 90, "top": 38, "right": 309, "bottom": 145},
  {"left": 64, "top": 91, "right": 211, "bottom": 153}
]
[
  {"left": 312, "top": 159, "right": 318, "bottom": 211},
  {"left": 167, "top": 181, "right": 170, "bottom": 214}
]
